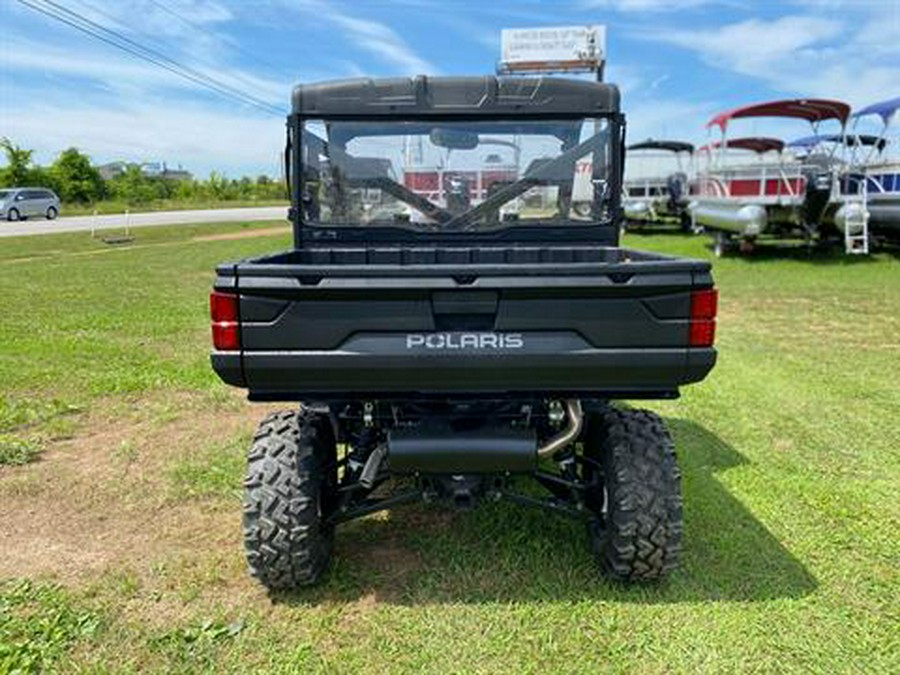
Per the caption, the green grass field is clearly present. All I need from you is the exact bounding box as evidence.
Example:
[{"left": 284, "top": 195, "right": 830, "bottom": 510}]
[
  {"left": 60, "top": 199, "right": 288, "bottom": 217},
  {"left": 0, "top": 222, "right": 898, "bottom": 673}
]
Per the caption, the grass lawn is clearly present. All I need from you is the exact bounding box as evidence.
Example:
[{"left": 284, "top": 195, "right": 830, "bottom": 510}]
[
  {"left": 60, "top": 199, "right": 288, "bottom": 217},
  {"left": 0, "top": 222, "right": 898, "bottom": 673}
]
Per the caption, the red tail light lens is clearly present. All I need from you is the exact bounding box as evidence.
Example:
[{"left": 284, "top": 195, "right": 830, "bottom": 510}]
[
  {"left": 212, "top": 322, "right": 240, "bottom": 351},
  {"left": 689, "top": 288, "right": 718, "bottom": 347},
  {"left": 210, "top": 291, "right": 239, "bottom": 322},
  {"left": 210, "top": 291, "right": 240, "bottom": 351},
  {"left": 689, "top": 320, "right": 716, "bottom": 348},
  {"left": 691, "top": 288, "right": 718, "bottom": 320}
]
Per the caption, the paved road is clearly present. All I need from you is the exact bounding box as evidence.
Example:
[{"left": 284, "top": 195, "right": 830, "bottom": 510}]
[{"left": 0, "top": 205, "right": 288, "bottom": 237}]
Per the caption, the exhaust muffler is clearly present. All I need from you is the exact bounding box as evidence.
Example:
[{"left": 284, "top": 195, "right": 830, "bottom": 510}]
[{"left": 387, "top": 398, "right": 583, "bottom": 473}]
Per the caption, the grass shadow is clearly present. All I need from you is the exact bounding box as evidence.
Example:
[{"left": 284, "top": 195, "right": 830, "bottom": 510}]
[
  {"left": 274, "top": 418, "right": 817, "bottom": 607},
  {"left": 624, "top": 224, "right": 692, "bottom": 236},
  {"left": 707, "top": 238, "right": 900, "bottom": 265}
]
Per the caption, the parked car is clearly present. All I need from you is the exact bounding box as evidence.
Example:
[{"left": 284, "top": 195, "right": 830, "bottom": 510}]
[{"left": 0, "top": 187, "right": 61, "bottom": 221}]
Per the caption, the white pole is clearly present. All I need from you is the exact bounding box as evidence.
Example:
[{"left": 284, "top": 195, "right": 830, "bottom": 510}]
[
  {"left": 125, "top": 209, "right": 131, "bottom": 236},
  {"left": 91, "top": 209, "right": 97, "bottom": 238}
]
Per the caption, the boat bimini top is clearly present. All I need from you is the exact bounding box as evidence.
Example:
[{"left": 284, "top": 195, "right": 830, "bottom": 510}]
[
  {"left": 788, "top": 134, "right": 888, "bottom": 152},
  {"left": 852, "top": 97, "right": 900, "bottom": 124},
  {"left": 627, "top": 139, "right": 695, "bottom": 154},
  {"left": 849, "top": 97, "right": 899, "bottom": 165},
  {"left": 707, "top": 99, "right": 851, "bottom": 131},
  {"left": 849, "top": 97, "right": 900, "bottom": 201}
]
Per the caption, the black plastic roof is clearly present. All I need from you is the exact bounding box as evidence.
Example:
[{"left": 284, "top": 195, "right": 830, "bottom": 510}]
[
  {"left": 627, "top": 139, "right": 694, "bottom": 153},
  {"left": 292, "top": 76, "right": 620, "bottom": 117}
]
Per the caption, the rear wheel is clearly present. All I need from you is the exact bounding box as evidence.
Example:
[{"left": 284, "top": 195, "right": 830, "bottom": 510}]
[
  {"left": 582, "top": 407, "right": 683, "bottom": 581},
  {"left": 243, "top": 409, "right": 337, "bottom": 591},
  {"left": 7, "top": 207, "right": 20, "bottom": 222},
  {"left": 46, "top": 206, "right": 58, "bottom": 220}
]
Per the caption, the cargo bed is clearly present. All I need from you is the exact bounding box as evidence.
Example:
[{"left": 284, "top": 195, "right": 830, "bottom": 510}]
[{"left": 211, "top": 245, "right": 716, "bottom": 400}]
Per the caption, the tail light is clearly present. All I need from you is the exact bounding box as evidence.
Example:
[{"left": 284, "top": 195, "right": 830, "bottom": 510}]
[
  {"left": 210, "top": 291, "right": 240, "bottom": 351},
  {"left": 689, "top": 288, "right": 718, "bottom": 347}
]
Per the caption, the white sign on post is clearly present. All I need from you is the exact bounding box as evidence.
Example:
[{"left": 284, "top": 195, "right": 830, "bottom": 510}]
[{"left": 500, "top": 25, "right": 606, "bottom": 73}]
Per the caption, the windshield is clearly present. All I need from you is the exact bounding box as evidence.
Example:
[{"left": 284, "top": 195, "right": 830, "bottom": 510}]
[
  {"left": 0, "top": 191, "right": 12, "bottom": 200},
  {"left": 298, "top": 118, "right": 613, "bottom": 232}
]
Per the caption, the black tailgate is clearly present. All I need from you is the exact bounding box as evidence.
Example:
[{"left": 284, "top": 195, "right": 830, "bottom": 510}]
[{"left": 211, "top": 246, "right": 716, "bottom": 398}]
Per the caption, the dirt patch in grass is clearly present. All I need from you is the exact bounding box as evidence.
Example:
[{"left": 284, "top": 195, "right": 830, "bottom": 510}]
[
  {"left": 192, "top": 226, "right": 290, "bottom": 242},
  {"left": 343, "top": 531, "right": 424, "bottom": 598},
  {"left": 0, "top": 392, "right": 278, "bottom": 585}
]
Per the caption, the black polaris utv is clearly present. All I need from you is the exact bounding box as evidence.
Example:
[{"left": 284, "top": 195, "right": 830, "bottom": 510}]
[{"left": 209, "top": 76, "right": 718, "bottom": 590}]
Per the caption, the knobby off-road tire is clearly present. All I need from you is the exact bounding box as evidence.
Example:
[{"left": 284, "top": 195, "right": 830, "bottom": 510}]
[
  {"left": 243, "top": 409, "right": 337, "bottom": 591},
  {"left": 583, "top": 407, "right": 683, "bottom": 581}
]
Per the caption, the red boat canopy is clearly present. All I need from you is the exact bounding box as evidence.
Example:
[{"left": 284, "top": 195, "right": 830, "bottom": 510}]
[
  {"left": 707, "top": 99, "right": 851, "bottom": 131},
  {"left": 698, "top": 137, "right": 785, "bottom": 154}
]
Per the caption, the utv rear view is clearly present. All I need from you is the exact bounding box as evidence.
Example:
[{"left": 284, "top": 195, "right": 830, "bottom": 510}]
[{"left": 210, "top": 76, "right": 718, "bottom": 590}]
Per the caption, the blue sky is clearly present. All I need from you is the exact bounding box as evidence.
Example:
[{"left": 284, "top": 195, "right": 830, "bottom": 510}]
[{"left": 1, "top": 0, "right": 897, "bottom": 177}]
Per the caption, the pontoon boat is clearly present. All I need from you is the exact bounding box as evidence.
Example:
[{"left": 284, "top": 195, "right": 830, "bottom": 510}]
[
  {"left": 622, "top": 139, "right": 694, "bottom": 230},
  {"left": 691, "top": 98, "right": 851, "bottom": 254},
  {"left": 851, "top": 97, "right": 900, "bottom": 241},
  {"left": 787, "top": 133, "right": 888, "bottom": 252}
]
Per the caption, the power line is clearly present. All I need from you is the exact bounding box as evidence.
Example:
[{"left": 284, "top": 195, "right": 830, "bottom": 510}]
[
  {"left": 17, "top": 0, "right": 286, "bottom": 117},
  {"left": 73, "top": 0, "right": 286, "bottom": 100},
  {"left": 145, "top": 0, "right": 293, "bottom": 81},
  {"left": 39, "top": 0, "right": 285, "bottom": 115}
]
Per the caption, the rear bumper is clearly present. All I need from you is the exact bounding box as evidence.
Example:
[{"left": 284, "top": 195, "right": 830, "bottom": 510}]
[{"left": 211, "top": 348, "right": 716, "bottom": 400}]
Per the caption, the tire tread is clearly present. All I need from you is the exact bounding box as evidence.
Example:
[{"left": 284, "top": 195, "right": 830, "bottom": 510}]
[
  {"left": 585, "top": 407, "right": 683, "bottom": 581},
  {"left": 242, "top": 409, "right": 334, "bottom": 590}
]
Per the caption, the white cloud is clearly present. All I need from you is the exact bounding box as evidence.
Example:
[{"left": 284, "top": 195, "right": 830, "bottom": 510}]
[
  {"left": 603, "top": 63, "right": 647, "bottom": 96},
  {"left": 326, "top": 12, "right": 435, "bottom": 74},
  {"left": 159, "top": 0, "right": 233, "bottom": 23},
  {"left": 660, "top": 16, "right": 842, "bottom": 68},
  {"left": 624, "top": 97, "right": 714, "bottom": 145},
  {"left": 4, "top": 98, "right": 282, "bottom": 177},
  {"left": 61, "top": 0, "right": 236, "bottom": 67},
  {"left": 5, "top": 0, "right": 293, "bottom": 108},
  {"left": 281, "top": 0, "right": 437, "bottom": 74},
  {"left": 581, "top": 0, "right": 719, "bottom": 11},
  {"left": 3, "top": 37, "right": 194, "bottom": 89},
  {"left": 1, "top": 33, "right": 288, "bottom": 109},
  {"left": 652, "top": 14, "right": 900, "bottom": 107}
]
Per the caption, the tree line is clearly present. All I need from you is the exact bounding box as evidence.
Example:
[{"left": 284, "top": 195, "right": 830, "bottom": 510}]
[{"left": 0, "top": 138, "right": 286, "bottom": 206}]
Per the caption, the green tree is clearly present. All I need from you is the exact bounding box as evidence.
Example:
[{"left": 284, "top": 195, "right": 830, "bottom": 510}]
[
  {"left": 207, "top": 171, "right": 233, "bottom": 200},
  {"left": 0, "top": 138, "right": 35, "bottom": 186},
  {"left": 174, "top": 178, "right": 200, "bottom": 201},
  {"left": 50, "top": 148, "right": 105, "bottom": 204},
  {"left": 27, "top": 166, "right": 59, "bottom": 194},
  {"left": 109, "top": 165, "right": 157, "bottom": 205}
]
